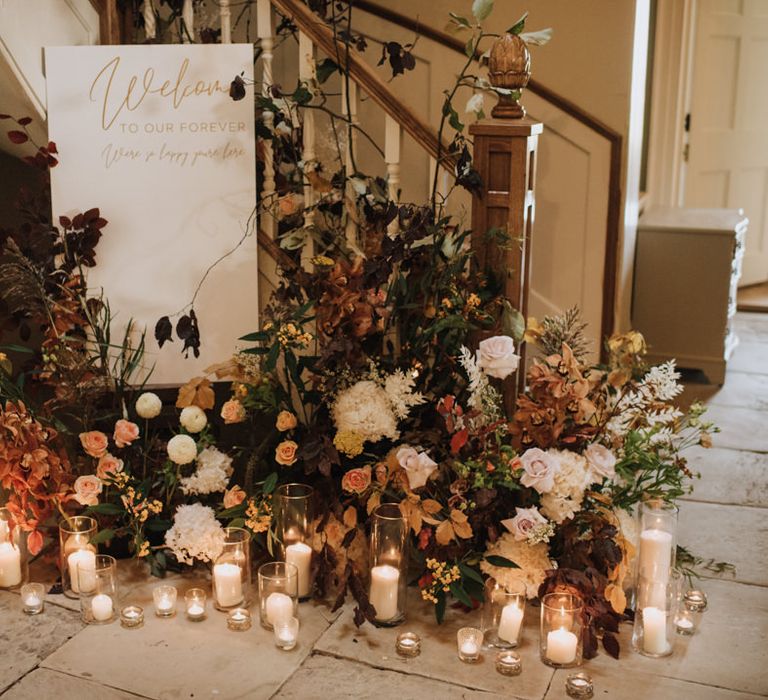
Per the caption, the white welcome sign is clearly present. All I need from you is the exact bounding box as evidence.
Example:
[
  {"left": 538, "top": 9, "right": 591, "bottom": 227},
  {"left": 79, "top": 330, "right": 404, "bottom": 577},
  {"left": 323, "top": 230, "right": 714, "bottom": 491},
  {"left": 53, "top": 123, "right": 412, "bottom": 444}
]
[{"left": 46, "top": 44, "right": 257, "bottom": 385}]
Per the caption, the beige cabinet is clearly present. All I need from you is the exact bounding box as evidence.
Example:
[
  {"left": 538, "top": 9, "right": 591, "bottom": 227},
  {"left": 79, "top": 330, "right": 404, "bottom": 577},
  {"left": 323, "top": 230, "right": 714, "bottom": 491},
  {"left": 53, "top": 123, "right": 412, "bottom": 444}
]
[{"left": 632, "top": 207, "right": 748, "bottom": 385}]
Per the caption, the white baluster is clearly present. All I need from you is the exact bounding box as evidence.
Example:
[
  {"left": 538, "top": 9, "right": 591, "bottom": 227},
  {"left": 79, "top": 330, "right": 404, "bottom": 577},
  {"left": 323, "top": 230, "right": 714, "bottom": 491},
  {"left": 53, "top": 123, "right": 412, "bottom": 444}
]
[
  {"left": 341, "top": 79, "right": 359, "bottom": 244},
  {"left": 143, "top": 0, "right": 156, "bottom": 40},
  {"left": 384, "top": 114, "right": 401, "bottom": 236},
  {"left": 257, "top": 0, "right": 276, "bottom": 238},
  {"left": 181, "top": 0, "right": 194, "bottom": 43},
  {"left": 220, "top": 0, "right": 231, "bottom": 44},
  {"left": 298, "top": 30, "right": 316, "bottom": 267}
]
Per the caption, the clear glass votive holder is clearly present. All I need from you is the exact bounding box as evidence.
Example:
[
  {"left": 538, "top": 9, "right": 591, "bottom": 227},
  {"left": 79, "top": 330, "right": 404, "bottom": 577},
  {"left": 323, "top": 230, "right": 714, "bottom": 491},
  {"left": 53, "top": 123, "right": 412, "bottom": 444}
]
[
  {"left": 566, "top": 672, "right": 594, "bottom": 699},
  {"left": 227, "top": 607, "right": 252, "bottom": 631},
  {"left": 153, "top": 585, "right": 178, "bottom": 617},
  {"left": 674, "top": 589, "right": 707, "bottom": 636},
  {"left": 258, "top": 561, "right": 298, "bottom": 630},
  {"left": 273, "top": 616, "right": 299, "bottom": 650},
  {"left": 395, "top": 631, "right": 421, "bottom": 658},
  {"left": 636, "top": 500, "right": 678, "bottom": 585},
  {"left": 79, "top": 554, "right": 117, "bottom": 625},
  {"left": 120, "top": 605, "right": 144, "bottom": 629},
  {"left": 274, "top": 483, "right": 315, "bottom": 600},
  {"left": 21, "top": 583, "right": 45, "bottom": 615},
  {"left": 59, "top": 515, "right": 98, "bottom": 599},
  {"left": 482, "top": 577, "right": 526, "bottom": 649},
  {"left": 540, "top": 592, "right": 584, "bottom": 668},
  {"left": 632, "top": 573, "right": 679, "bottom": 658},
  {"left": 0, "top": 508, "right": 27, "bottom": 591},
  {"left": 369, "top": 503, "right": 408, "bottom": 627},
  {"left": 185, "top": 588, "right": 207, "bottom": 621},
  {"left": 212, "top": 527, "right": 252, "bottom": 611},
  {"left": 457, "top": 627, "right": 483, "bottom": 663},
  {"left": 495, "top": 650, "right": 522, "bottom": 676}
]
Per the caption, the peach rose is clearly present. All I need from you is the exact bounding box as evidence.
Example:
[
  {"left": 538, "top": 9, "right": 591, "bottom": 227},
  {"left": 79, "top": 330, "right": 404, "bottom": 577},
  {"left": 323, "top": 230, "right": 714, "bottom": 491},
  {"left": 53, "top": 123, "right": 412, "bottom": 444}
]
[
  {"left": 113, "top": 419, "right": 140, "bottom": 448},
  {"left": 341, "top": 466, "right": 372, "bottom": 495},
  {"left": 223, "top": 485, "right": 246, "bottom": 509},
  {"left": 96, "top": 453, "right": 124, "bottom": 480},
  {"left": 275, "top": 440, "right": 298, "bottom": 466},
  {"left": 221, "top": 399, "right": 246, "bottom": 424},
  {"left": 276, "top": 410, "right": 298, "bottom": 432},
  {"left": 73, "top": 474, "right": 103, "bottom": 506},
  {"left": 79, "top": 431, "right": 108, "bottom": 458}
]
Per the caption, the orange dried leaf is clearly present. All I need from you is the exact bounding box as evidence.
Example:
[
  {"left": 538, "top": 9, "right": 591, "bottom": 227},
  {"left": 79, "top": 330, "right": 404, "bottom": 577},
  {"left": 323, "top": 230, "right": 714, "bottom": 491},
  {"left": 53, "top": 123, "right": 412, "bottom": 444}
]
[
  {"left": 422, "top": 499, "right": 442, "bottom": 515},
  {"left": 435, "top": 519, "right": 455, "bottom": 545},
  {"left": 343, "top": 506, "right": 358, "bottom": 529},
  {"left": 366, "top": 492, "right": 381, "bottom": 515}
]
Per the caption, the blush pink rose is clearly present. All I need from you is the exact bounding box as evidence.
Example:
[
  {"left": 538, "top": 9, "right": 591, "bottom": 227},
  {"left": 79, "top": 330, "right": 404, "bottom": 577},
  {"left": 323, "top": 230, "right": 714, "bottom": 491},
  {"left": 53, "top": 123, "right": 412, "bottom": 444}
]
[
  {"left": 113, "top": 419, "right": 139, "bottom": 448},
  {"left": 79, "top": 431, "right": 109, "bottom": 458},
  {"left": 73, "top": 475, "right": 103, "bottom": 506},
  {"left": 275, "top": 440, "right": 298, "bottom": 466},
  {"left": 221, "top": 399, "right": 247, "bottom": 424},
  {"left": 96, "top": 453, "right": 124, "bottom": 480},
  {"left": 396, "top": 446, "right": 438, "bottom": 490},
  {"left": 585, "top": 443, "right": 617, "bottom": 480},
  {"left": 519, "top": 448, "right": 558, "bottom": 494},
  {"left": 223, "top": 485, "right": 246, "bottom": 508},
  {"left": 341, "top": 466, "right": 372, "bottom": 495},
  {"left": 275, "top": 410, "right": 298, "bottom": 431},
  {"left": 502, "top": 506, "right": 548, "bottom": 542},
  {"left": 476, "top": 335, "right": 520, "bottom": 380}
]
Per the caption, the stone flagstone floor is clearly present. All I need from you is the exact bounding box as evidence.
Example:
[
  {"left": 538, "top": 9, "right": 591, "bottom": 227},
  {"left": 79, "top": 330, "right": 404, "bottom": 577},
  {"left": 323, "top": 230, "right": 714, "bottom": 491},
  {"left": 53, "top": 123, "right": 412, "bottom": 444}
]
[{"left": 1, "top": 312, "right": 767, "bottom": 699}]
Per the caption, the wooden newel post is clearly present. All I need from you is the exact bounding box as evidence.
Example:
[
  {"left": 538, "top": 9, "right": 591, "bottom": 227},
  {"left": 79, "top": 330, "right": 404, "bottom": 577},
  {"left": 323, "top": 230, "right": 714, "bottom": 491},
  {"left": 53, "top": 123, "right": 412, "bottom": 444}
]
[{"left": 469, "top": 116, "right": 543, "bottom": 412}]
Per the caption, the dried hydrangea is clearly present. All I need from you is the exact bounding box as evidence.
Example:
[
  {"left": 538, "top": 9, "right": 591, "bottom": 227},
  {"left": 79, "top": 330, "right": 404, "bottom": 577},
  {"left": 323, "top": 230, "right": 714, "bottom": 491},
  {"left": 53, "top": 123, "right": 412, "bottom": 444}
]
[
  {"left": 164, "top": 503, "right": 225, "bottom": 564},
  {"left": 179, "top": 447, "right": 233, "bottom": 495},
  {"left": 481, "top": 533, "right": 552, "bottom": 598},
  {"left": 332, "top": 380, "right": 398, "bottom": 443},
  {"left": 539, "top": 449, "right": 594, "bottom": 524}
]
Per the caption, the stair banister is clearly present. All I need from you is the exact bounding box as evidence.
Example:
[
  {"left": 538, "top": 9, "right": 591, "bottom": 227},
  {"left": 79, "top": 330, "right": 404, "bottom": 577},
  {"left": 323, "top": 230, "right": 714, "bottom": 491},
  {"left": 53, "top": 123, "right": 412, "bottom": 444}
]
[{"left": 257, "top": 0, "right": 277, "bottom": 239}]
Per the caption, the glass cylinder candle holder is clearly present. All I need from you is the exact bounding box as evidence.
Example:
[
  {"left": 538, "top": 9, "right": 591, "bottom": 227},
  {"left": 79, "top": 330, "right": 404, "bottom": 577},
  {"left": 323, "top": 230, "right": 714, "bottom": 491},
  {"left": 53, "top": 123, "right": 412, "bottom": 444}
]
[
  {"left": 674, "top": 589, "right": 707, "bottom": 636},
  {"left": 153, "top": 585, "right": 178, "bottom": 617},
  {"left": 258, "top": 561, "right": 298, "bottom": 630},
  {"left": 212, "top": 527, "right": 251, "bottom": 611},
  {"left": 636, "top": 501, "right": 678, "bottom": 595},
  {"left": 21, "top": 583, "right": 45, "bottom": 615},
  {"left": 482, "top": 578, "right": 526, "bottom": 649},
  {"left": 540, "top": 592, "right": 584, "bottom": 668},
  {"left": 274, "top": 616, "right": 299, "bottom": 650},
  {"left": 79, "top": 554, "right": 117, "bottom": 625},
  {"left": 632, "top": 574, "right": 679, "bottom": 657},
  {"left": 274, "top": 483, "right": 314, "bottom": 600},
  {"left": 185, "top": 588, "right": 207, "bottom": 621},
  {"left": 457, "top": 627, "right": 483, "bottom": 663},
  {"left": 395, "top": 632, "right": 421, "bottom": 658},
  {"left": 226, "top": 607, "right": 252, "bottom": 631},
  {"left": 120, "top": 605, "right": 144, "bottom": 629},
  {"left": 495, "top": 650, "right": 522, "bottom": 676},
  {"left": 0, "top": 508, "right": 27, "bottom": 590},
  {"left": 368, "top": 503, "right": 408, "bottom": 627},
  {"left": 58, "top": 516, "right": 98, "bottom": 599}
]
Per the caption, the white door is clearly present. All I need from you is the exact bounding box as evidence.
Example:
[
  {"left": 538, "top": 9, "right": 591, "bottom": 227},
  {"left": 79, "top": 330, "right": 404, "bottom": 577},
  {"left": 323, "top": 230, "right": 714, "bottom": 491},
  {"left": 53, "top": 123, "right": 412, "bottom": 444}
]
[{"left": 685, "top": 0, "right": 768, "bottom": 286}]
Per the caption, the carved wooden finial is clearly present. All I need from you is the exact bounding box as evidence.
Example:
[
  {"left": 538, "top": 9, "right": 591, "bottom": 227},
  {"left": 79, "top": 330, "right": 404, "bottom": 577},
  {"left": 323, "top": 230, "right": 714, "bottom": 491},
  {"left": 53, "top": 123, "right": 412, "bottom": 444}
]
[{"left": 488, "top": 33, "right": 531, "bottom": 119}]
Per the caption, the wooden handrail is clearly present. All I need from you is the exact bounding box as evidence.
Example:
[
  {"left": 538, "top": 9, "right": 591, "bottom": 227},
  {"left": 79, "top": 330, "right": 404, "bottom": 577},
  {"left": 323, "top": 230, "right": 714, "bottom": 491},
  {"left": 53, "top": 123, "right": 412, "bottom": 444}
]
[
  {"left": 352, "top": 0, "right": 621, "bottom": 342},
  {"left": 271, "top": 0, "right": 457, "bottom": 171}
]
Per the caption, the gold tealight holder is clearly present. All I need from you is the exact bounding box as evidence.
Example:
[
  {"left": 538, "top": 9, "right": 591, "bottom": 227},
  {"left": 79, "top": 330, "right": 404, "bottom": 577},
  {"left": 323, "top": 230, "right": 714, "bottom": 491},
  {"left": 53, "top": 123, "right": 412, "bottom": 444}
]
[
  {"left": 565, "top": 672, "right": 594, "bottom": 699},
  {"left": 226, "top": 607, "right": 252, "bottom": 631},
  {"left": 120, "top": 605, "right": 144, "bottom": 629},
  {"left": 395, "top": 631, "right": 421, "bottom": 658},
  {"left": 495, "top": 650, "right": 522, "bottom": 676}
]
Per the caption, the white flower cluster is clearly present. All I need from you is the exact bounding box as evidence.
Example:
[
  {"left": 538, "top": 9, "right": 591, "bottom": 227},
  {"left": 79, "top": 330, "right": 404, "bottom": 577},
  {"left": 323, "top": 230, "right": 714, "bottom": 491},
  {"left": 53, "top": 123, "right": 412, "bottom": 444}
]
[
  {"left": 383, "top": 370, "right": 425, "bottom": 420},
  {"left": 458, "top": 346, "right": 502, "bottom": 421},
  {"left": 480, "top": 533, "right": 553, "bottom": 599},
  {"left": 539, "top": 449, "right": 596, "bottom": 524},
  {"left": 164, "top": 503, "right": 225, "bottom": 565},
  {"left": 180, "top": 447, "right": 233, "bottom": 495}
]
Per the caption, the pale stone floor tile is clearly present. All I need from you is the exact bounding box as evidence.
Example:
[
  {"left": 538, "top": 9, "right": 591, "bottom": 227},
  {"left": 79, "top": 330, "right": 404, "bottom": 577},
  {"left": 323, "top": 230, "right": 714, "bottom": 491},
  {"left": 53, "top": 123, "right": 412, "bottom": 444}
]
[
  {"left": 677, "top": 501, "right": 767, "bottom": 586},
  {"left": 726, "top": 342, "right": 768, "bottom": 376},
  {"left": 681, "top": 446, "right": 768, "bottom": 508},
  {"left": 0, "top": 591, "right": 83, "bottom": 694},
  {"left": 1, "top": 669, "right": 148, "bottom": 700},
  {"left": 312, "top": 588, "right": 554, "bottom": 700},
  {"left": 702, "top": 405, "right": 768, "bottom": 454},
  {"left": 732, "top": 313, "right": 768, "bottom": 344},
  {"left": 275, "top": 654, "right": 510, "bottom": 699},
  {"left": 681, "top": 371, "right": 768, "bottom": 412}
]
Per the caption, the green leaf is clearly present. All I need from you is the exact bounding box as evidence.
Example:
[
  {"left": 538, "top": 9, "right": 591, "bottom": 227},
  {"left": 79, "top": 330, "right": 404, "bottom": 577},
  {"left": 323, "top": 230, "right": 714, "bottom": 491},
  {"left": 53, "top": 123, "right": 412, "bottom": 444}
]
[
  {"left": 501, "top": 299, "right": 526, "bottom": 343},
  {"left": 0, "top": 344, "right": 33, "bottom": 354},
  {"left": 315, "top": 58, "right": 339, "bottom": 84},
  {"left": 264, "top": 343, "right": 280, "bottom": 372},
  {"left": 485, "top": 555, "right": 520, "bottom": 568},
  {"left": 435, "top": 592, "right": 447, "bottom": 624},
  {"left": 507, "top": 11, "right": 528, "bottom": 35},
  {"left": 448, "top": 106, "right": 464, "bottom": 133},
  {"left": 239, "top": 331, "right": 269, "bottom": 342},
  {"left": 263, "top": 471, "right": 278, "bottom": 494},
  {"left": 450, "top": 581, "right": 473, "bottom": 607},
  {"left": 472, "top": 0, "right": 494, "bottom": 21},
  {"left": 85, "top": 503, "right": 124, "bottom": 515},
  {"left": 240, "top": 346, "right": 270, "bottom": 355},
  {"left": 229, "top": 517, "right": 246, "bottom": 529},
  {"left": 449, "top": 12, "right": 471, "bottom": 28},
  {"left": 459, "top": 562, "right": 485, "bottom": 585},
  {"left": 90, "top": 528, "right": 116, "bottom": 545},
  {"left": 291, "top": 83, "right": 313, "bottom": 106},
  {"left": 464, "top": 37, "right": 475, "bottom": 58}
]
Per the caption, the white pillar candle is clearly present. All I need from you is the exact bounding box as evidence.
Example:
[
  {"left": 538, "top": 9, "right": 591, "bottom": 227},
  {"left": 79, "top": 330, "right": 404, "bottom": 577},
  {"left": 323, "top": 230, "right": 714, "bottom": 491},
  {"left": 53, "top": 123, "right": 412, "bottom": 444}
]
[
  {"left": 642, "top": 606, "right": 668, "bottom": 655},
  {"left": 639, "top": 528, "right": 673, "bottom": 582},
  {"left": 546, "top": 628, "right": 578, "bottom": 665},
  {"left": 0, "top": 541, "right": 22, "bottom": 587},
  {"left": 0, "top": 519, "right": 8, "bottom": 542},
  {"left": 285, "top": 542, "right": 312, "bottom": 598},
  {"left": 68, "top": 549, "right": 96, "bottom": 593},
  {"left": 497, "top": 603, "right": 524, "bottom": 644},
  {"left": 213, "top": 562, "right": 243, "bottom": 607},
  {"left": 265, "top": 592, "right": 294, "bottom": 626},
  {"left": 369, "top": 564, "right": 399, "bottom": 621},
  {"left": 91, "top": 593, "right": 113, "bottom": 621}
]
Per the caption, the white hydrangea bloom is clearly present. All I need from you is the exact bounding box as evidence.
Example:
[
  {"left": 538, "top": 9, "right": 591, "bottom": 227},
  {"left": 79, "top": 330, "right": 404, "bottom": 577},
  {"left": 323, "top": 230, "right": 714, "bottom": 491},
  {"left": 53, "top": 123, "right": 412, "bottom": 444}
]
[
  {"left": 539, "top": 449, "right": 592, "bottom": 524},
  {"left": 480, "top": 533, "right": 553, "bottom": 599},
  {"left": 180, "top": 446, "right": 233, "bottom": 495},
  {"left": 164, "top": 504, "right": 225, "bottom": 564},
  {"left": 333, "top": 380, "right": 398, "bottom": 443}
]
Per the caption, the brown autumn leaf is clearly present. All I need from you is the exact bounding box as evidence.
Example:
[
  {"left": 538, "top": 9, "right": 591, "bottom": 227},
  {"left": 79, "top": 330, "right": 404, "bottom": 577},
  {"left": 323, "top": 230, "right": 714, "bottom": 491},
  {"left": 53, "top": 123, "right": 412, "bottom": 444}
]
[
  {"left": 176, "top": 376, "right": 215, "bottom": 409},
  {"left": 605, "top": 583, "right": 627, "bottom": 614},
  {"left": 343, "top": 506, "right": 358, "bottom": 529},
  {"left": 422, "top": 499, "right": 442, "bottom": 515},
  {"left": 435, "top": 519, "right": 455, "bottom": 545},
  {"left": 449, "top": 508, "right": 468, "bottom": 524},
  {"left": 366, "top": 491, "right": 381, "bottom": 515},
  {"left": 608, "top": 368, "right": 631, "bottom": 389},
  {"left": 453, "top": 519, "right": 473, "bottom": 539}
]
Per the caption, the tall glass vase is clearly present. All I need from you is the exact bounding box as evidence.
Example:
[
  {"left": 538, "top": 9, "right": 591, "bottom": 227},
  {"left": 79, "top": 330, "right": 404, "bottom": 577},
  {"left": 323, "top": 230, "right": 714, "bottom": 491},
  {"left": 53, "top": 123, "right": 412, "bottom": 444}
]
[
  {"left": 212, "top": 527, "right": 251, "bottom": 611},
  {"left": 368, "top": 503, "right": 408, "bottom": 627},
  {"left": 0, "top": 508, "right": 27, "bottom": 590},
  {"left": 637, "top": 501, "right": 678, "bottom": 586},
  {"left": 274, "top": 483, "right": 314, "bottom": 600},
  {"left": 58, "top": 516, "right": 98, "bottom": 599},
  {"left": 632, "top": 570, "right": 681, "bottom": 657}
]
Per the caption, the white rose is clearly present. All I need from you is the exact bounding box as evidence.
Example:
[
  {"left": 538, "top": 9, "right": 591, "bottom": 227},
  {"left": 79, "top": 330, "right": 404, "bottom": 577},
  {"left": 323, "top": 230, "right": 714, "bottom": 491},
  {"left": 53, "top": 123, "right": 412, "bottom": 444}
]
[
  {"left": 585, "top": 443, "right": 617, "bottom": 481},
  {"left": 135, "top": 392, "right": 162, "bottom": 419},
  {"left": 180, "top": 405, "right": 208, "bottom": 434},
  {"left": 476, "top": 336, "right": 520, "bottom": 380},
  {"left": 502, "top": 506, "right": 549, "bottom": 542},
  {"left": 519, "top": 448, "right": 559, "bottom": 494},
  {"left": 465, "top": 93, "right": 485, "bottom": 115},
  {"left": 167, "top": 434, "right": 198, "bottom": 465},
  {"left": 396, "top": 445, "right": 438, "bottom": 490}
]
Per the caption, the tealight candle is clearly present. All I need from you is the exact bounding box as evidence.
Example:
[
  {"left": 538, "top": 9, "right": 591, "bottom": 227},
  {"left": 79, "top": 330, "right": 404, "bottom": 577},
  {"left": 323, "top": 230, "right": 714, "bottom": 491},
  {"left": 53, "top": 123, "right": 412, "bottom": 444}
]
[
  {"left": 91, "top": 593, "right": 114, "bottom": 622},
  {"left": 497, "top": 602, "right": 524, "bottom": 645},
  {"left": 120, "top": 605, "right": 144, "bottom": 629},
  {"left": 153, "top": 585, "right": 177, "bottom": 617},
  {"left": 369, "top": 564, "right": 399, "bottom": 621},
  {"left": 642, "top": 606, "right": 668, "bottom": 655},
  {"left": 68, "top": 549, "right": 96, "bottom": 594},
  {"left": 213, "top": 561, "right": 244, "bottom": 608},
  {"left": 285, "top": 542, "right": 313, "bottom": 598},
  {"left": 495, "top": 650, "right": 522, "bottom": 676},
  {"left": 273, "top": 616, "right": 299, "bottom": 650},
  {"left": 546, "top": 628, "right": 579, "bottom": 665},
  {"left": 21, "top": 583, "right": 45, "bottom": 615},
  {"left": 565, "top": 672, "right": 594, "bottom": 699},
  {"left": 226, "top": 607, "right": 252, "bottom": 631},
  {"left": 395, "top": 632, "right": 421, "bottom": 658},
  {"left": 265, "top": 592, "right": 294, "bottom": 626},
  {"left": 457, "top": 627, "right": 483, "bottom": 663},
  {"left": 185, "top": 588, "right": 207, "bottom": 621}
]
